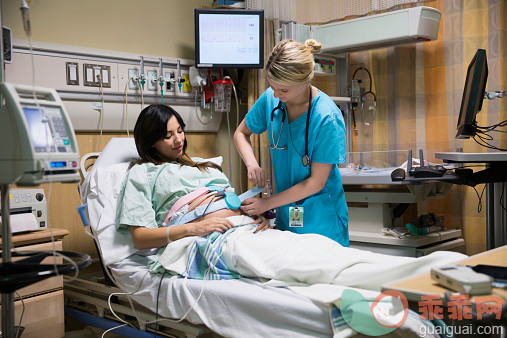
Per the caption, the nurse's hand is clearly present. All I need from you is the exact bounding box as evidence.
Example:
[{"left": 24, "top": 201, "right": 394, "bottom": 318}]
[
  {"left": 247, "top": 165, "right": 265, "bottom": 188},
  {"left": 253, "top": 216, "right": 272, "bottom": 233},
  {"left": 240, "top": 197, "right": 270, "bottom": 217}
]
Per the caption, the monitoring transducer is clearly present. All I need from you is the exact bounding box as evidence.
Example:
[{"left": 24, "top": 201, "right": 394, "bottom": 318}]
[{"left": 0, "top": 83, "right": 80, "bottom": 185}]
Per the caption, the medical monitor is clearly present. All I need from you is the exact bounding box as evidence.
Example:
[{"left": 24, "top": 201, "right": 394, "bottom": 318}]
[
  {"left": 194, "top": 9, "right": 264, "bottom": 69},
  {"left": 456, "top": 49, "right": 488, "bottom": 139},
  {"left": 0, "top": 83, "right": 80, "bottom": 185}
]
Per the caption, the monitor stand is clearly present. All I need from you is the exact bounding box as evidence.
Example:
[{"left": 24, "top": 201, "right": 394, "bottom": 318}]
[{"left": 435, "top": 151, "right": 507, "bottom": 249}]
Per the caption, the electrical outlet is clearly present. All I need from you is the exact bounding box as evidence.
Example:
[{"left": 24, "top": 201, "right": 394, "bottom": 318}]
[
  {"left": 83, "top": 63, "right": 111, "bottom": 88},
  {"left": 66, "top": 62, "right": 79, "bottom": 85},
  {"left": 147, "top": 70, "right": 158, "bottom": 91},
  {"left": 128, "top": 68, "right": 139, "bottom": 90},
  {"left": 165, "top": 71, "right": 175, "bottom": 92}
]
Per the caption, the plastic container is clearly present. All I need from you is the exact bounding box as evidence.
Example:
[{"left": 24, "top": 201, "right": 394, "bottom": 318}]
[{"left": 212, "top": 79, "right": 233, "bottom": 112}]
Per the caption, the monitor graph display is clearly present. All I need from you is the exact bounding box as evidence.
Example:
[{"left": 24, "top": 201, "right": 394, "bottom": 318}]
[{"left": 195, "top": 9, "right": 264, "bottom": 69}]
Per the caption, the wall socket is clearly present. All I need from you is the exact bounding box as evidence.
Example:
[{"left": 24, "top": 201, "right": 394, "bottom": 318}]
[
  {"left": 128, "top": 68, "right": 139, "bottom": 90},
  {"left": 83, "top": 63, "right": 111, "bottom": 88}
]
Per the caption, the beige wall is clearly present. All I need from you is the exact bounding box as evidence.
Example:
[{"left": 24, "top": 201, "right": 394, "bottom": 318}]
[{"left": 3, "top": 0, "right": 211, "bottom": 60}]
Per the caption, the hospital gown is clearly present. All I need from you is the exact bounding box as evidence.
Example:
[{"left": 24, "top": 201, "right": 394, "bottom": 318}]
[{"left": 116, "top": 159, "right": 232, "bottom": 232}]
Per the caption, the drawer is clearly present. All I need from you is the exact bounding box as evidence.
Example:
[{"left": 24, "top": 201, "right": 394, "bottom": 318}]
[{"left": 0, "top": 290, "right": 64, "bottom": 338}]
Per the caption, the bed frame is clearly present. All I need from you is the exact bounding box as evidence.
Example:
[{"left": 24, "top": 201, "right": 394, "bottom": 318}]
[{"left": 64, "top": 273, "right": 211, "bottom": 337}]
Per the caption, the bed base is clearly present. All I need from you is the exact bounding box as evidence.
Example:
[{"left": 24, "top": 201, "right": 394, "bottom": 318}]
[{"left": 64, "top": 273, "right": 212, "bottom": 338}]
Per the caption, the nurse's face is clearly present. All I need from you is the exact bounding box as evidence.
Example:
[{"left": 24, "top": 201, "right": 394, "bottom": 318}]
[
  {"left": 153, "top": 115, "right": 185, "bottom": 162},
  {"left": 268, "top": 77, "right": 309, "bottom": 104}
]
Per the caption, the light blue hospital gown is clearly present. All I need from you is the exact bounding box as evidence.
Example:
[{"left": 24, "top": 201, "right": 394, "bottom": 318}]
[
  {"left": 245, "top": 87, "right": 349, "bottom": 245},
  {"left": 116, "top": 159, "right": 232, "bottom": 232}
]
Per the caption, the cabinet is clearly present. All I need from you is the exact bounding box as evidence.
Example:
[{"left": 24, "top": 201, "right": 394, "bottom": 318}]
[{"left": 0, "top": 229, "right": 69, "bottom": 338}]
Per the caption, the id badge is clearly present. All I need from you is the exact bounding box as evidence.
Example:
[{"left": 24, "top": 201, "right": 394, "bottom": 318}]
[{"left": 289, "top": 206, "right": 304, "bottom": 227}]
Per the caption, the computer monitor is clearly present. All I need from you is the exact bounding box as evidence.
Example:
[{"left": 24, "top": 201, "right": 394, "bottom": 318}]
[
  {"left": 194, "top": 9, "right": 264, "bottom": 69},
  {"left": 456, "top": 49, "right": 488, "bottom": 139}
]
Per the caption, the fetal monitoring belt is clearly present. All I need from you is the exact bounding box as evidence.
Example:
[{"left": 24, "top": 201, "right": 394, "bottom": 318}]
[{"left": 165, "top": 186, "right": 264, "bottom": 226}]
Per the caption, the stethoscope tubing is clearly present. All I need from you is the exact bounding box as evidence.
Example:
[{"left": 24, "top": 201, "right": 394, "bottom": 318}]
[{"left": 269, "top": 87, "right": 313, "bottom": 166}]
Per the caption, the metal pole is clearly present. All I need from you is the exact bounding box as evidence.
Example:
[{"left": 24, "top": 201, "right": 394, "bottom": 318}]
[
  {"left": 1, "top": 183, "right": 15, "bottom": 338},
  {"left": 0, "top": 0, "right": 5, "bottom": 82},
  {"left": 486, "top": 164, "right": 494, "bottom": 250},
  {"left": 0, "top": 3, "right": 13, "bottom": 335}
]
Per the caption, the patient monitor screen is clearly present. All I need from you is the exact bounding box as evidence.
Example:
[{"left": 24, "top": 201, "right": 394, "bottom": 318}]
[
  {"left": 195, "top": 9, "right": 264, "bottom": 68},
  {"left": 23, "top": 106, "right": 71, "bottom": 153}
]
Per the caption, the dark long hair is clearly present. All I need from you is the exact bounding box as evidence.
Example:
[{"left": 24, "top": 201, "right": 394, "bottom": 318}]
[{"left": 133, "top": 104, "right": 221, "bottom": 171}]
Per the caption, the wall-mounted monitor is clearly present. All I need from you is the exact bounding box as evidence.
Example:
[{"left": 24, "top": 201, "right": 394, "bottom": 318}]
[
  {"left": 456, "top": 49, "right": 488, "bottom": 139},
  {"left": 194, "top": 9, "right": 264, "bottom": 69}
]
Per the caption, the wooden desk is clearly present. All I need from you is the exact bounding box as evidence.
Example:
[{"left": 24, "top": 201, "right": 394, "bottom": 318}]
[
  {"left": 383, "top": 245, "right": 507, "bottom": 302},
  {"left": 0, "top": 229, "right": 69, "bottom": 338}
]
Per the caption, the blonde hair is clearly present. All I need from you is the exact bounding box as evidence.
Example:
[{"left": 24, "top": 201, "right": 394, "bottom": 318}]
[{"left": 265, "top": 39, "right": 322, "bottom": 86}]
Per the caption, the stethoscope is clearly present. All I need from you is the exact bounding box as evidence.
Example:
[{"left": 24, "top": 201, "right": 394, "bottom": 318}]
[{"left": 269, "top": 87, "right": 313, "bottom": 167}]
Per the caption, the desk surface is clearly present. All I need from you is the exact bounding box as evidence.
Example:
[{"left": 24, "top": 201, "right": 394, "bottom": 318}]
[
  {"left": 383, "top": 245, "right": 507, "bottom": 302},
  {"left": 0, "top": 229, "right": 69, "bottom": 249},
  {"left": 436, "top": 151, "right": 507, "bottom": 162}
]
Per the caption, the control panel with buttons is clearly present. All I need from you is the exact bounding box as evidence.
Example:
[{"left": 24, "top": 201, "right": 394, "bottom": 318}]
[{"left": 0, "top": 188, "right": 48, "bottom": 230}]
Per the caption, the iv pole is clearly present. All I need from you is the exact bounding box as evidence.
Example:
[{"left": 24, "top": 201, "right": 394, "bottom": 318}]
[{"left": 0, "top": 0, "right": 17, "bottom": 337}]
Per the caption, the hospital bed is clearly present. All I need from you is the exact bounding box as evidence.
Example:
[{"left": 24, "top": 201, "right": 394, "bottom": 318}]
[{"left": 68, "top": 137, "right": 462, "bottom": 337}]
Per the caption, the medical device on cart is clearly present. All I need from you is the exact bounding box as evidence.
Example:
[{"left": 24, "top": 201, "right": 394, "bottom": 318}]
[
  {"left": 0, "top": 83, "right": 80, "bottom": 185},
  {"left": 0, "top": 83, "right": 90, "bottom": 338}
]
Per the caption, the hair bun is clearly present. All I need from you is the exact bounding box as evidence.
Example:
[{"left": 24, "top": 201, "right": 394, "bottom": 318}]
[{"left": 305, "top": 39, "right": 322, "bottom": 54}]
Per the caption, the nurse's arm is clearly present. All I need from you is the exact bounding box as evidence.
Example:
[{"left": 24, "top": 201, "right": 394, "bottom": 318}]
[
  {"left": 265, "top": 161, "right": 332, "bottom": 210},
  {"left": 234, "top": 119, "right": 265, "bottom": 188}
]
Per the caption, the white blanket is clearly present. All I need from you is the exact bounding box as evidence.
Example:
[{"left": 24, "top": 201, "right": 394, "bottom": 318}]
[
  {"left": 158, "top": 216, "right": 466, "bottom": 291},
  {"left": 156, "top": 217, "right": 467, "bottom": 337}
]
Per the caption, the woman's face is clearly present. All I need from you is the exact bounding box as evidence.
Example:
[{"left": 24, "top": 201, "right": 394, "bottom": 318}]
[
  {"left": 268, "top": 77, "right": 308, "bottom": 103},
  {"left": 153, "top": 115, "right": 185, "bottom": 162}
]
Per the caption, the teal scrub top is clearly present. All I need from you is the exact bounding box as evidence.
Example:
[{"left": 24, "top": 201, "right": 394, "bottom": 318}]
[{"left": 245, "top": 87, "right": 349, "bottom": 246}]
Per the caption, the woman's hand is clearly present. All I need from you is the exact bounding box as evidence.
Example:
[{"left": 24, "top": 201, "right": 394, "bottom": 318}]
[
  {"left": 247, "top": 165, "right": 265, "bottom": 188},
  {"left": 190, "top": 217, "right": 235, "bottom": 237},
  {"left": 240, "top": 197, "right": 270, "bottom": 216},
  {"left": 253, "top": 215, "right": 273, "bottom": 233}
]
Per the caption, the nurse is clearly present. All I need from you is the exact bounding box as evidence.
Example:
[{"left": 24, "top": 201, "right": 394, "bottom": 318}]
[{"left": 234, "top": 39, "right": 349, "bottom": 245}]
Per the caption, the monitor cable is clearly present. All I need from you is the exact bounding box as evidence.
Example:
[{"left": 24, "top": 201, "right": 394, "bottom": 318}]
[
  {"left": 97, "top": 74, "right": 105, "bottom": 151},
  {"left": 124, "top": 76, "right": 138, "bottom": 137},
  {"left": 473, "top": 118, "right": 507, "bottom": 151},
  {"left": 471, "top": 184, "right": 487, "bottom": 213},
  {"left": 500, "top": 182, "right": 507, "bottom": 214},
  {"left": 21, "top": 0, "right": 81, "bottom": 286},
  {"left": 14, "top": 291, "right": 24, "bottom": 338}
]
